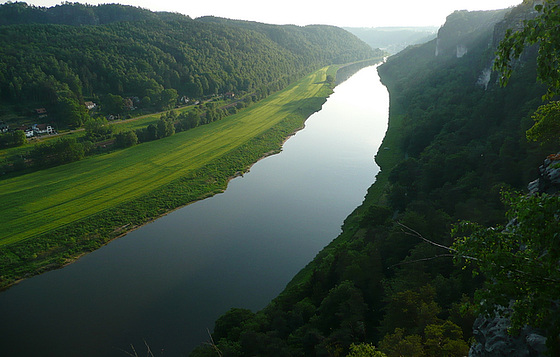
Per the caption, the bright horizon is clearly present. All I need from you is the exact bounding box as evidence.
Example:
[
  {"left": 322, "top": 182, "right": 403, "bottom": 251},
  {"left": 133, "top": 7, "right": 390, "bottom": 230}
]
[{"left": 9, "top": 0, "right": 523, "bottom": 27}]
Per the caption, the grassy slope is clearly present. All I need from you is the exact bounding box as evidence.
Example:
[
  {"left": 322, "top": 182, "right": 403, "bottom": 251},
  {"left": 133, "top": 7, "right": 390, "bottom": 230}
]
[{"left": 0, "top": 67, "right": 330, "bottom": 247}]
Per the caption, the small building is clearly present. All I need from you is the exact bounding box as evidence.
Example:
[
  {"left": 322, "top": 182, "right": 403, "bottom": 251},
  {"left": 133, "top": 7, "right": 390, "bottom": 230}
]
[
  {"left": 18, "top": 126, "right": 34, "bottom": 137},
  {"left": 35, "top": 108, "right": 48, "bottom": 119},
  {"left": 0, "top": 122, "right": 8, "bottom": 133},
  {"left": 225, "top": 92, "right": 235, "bottom": 99},
  {"left": 33, "top": 123, "right": 54, "bottom": 135},
  {"left": 85, "top": 101, "right": 97, "bottom": 110},
  {"left": 124, "top": 98, "right": 134, "bottom": 110}
]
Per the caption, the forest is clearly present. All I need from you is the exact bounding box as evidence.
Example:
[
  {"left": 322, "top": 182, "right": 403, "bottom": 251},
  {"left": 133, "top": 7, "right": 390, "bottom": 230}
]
[
  {"left": 0, "top": 2, "right": 385, "bottom": 289},
  {"left": 192, "top": 2, "right": 559, "bottom": 356},
  {"left": 0, "top": 1, "right": 380, "bottom": 174},
  {"left": 0, "top": 2, "right": 378, "bottom": 129}
]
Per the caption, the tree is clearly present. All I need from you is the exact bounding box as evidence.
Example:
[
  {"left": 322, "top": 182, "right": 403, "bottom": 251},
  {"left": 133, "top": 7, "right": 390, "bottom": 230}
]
[
  {"left": 156, "top": 115, "right": 175, "bottom": 138},
  {"left": 526, "top": 100, "right": 560, "bottom": 144},
  {"left": 494, "top": 0, "right": 560, "bottom": 144},
  {"left": 158, "top": 88, "right": 178, "bottom": 110},
  {"left": 423, "top": 321, "right": 469, "bottom": 357},
  {"left": 57, "top": 96, "right": 89, "bottom": 127},
  {"left": 31, "top": 136, "right": 84, "bottom": 167},
  {"left": 84, "top": 117, "right": 112, "bottom": 141},
  {"left": 452, "top": 193, "right": 560, "bottom": 352},
  {"left": 103, "top": 93, "right": 125, "bottom": 114},
  {"left": 379, "top": 328, "right": 425, "bottom": 357},
  {"left": 114, "top": 130, "right": 138, "bottom": 148},
  {"left": 0, "top": 130, "right": 26, "bottom": 148},
  {"left": 494, "top": 0, "right": 560, "bottom": 98},
  {"left": 184, "top": 110, "right": 200, "bottom": 129},
  {"left": 452, "top": 1, "right": 560, "bottom": 352},
  {"left": 346, "top": 343, "right": 387, "bottom": 357}
]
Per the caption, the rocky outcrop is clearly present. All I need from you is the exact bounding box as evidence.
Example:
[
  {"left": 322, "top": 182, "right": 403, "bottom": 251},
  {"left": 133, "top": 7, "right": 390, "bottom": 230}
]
[
  {"left": 470, "top": 153, "right": 560, "bottom": 357},
  {"left": 469, "top": 315, "right": 547, "bottom": 357},
  {"left": 528, "top": 153, "right": 560, "bottom": 195},
  {"left": 435, "top": 9, "right": 509, "bottom": 58}
]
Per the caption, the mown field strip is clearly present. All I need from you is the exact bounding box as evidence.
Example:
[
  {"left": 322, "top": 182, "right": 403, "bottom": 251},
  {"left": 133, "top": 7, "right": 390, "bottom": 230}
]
[{"left": 0, "top": 68, "right": 328, "bottom": 246}]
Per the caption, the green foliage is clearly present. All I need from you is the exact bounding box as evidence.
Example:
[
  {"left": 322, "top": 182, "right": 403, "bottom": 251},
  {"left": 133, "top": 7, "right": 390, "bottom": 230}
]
[
  {"left": 494, "top": 0, "right": 560, "bottom": 99},
  {"left": 360, "top": 205, "right": 392, "bottom": 227},
  {"left": 156, "top": 112, "right": 175, "bottom": 139},
  {"left": 493, "top": 0, "right": 560, "bottom": 147},
  {"left": 526, "top": 101, "right": 560, "bottom": 144},
  {"left": 423, "top": 321, "right": 469, "bottom": 357},
  {"left": 446, "top": 0, "right": 560, "bottom": 352},
  {"left": 0, "top": 66, "right": 335, "bottom": 288},
  {"left": 346, "top": 343, "right": 387, "bottom": 357},
  {"left": 379, "top": 285, "right": 442, "bottom": 337},
  {"left": 84, "top": 117, "right": 112, "bottom": 141},
  {"left": 213, "top": 308, "right": 255, "bottom": 342},
  {"left": 199, "top": 4, "right": 554, "bottom": 355},
  {"left": 159, "top": 88, "right": 178, "bottom": 110},
  {"left": 0, "top": 2, "right": 377, "bottom": 129},
  {"left": 56, "top": 95, "right": 89, "bottom": 127},
  {"left": 378, "top": 321, "right": 468, "bottom": 357},
  {"left": 103, "top": 93, "right": 125, "bottom": 114},
  {"left": 452, "top": 192, "right": 560, "bottom": 350},
  {"left": 0, "top": 130, "right": 25, "bottom": 148},
  {"left": 114, "top": 130, "right": 138, "bottom": 148},
  {"left": 379, "top": 329, "right": 425, "bottom": 357},
  {"left": 29, "top": 136, "right": 84, "bottom": 168}
]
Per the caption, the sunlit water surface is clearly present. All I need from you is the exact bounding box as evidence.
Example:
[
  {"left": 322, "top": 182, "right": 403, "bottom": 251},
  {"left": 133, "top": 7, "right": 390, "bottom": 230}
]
[{"left": 0, "top": 65, "right": 389, "bottom": 356}]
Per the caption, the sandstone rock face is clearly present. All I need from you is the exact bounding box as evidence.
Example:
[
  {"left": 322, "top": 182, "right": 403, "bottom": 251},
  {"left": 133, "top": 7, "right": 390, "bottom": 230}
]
[
  {"left": 469, "top": 315, "right": 547, "bottom": 357},
  {"left": 528, "top": 154, "right": 560, "bottom": 195},
  {"left": 470, "top": 154, "right": 559, "bottom": 357}
]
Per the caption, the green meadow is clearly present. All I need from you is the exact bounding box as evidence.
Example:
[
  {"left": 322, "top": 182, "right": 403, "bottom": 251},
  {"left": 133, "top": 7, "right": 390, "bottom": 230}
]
[{"left": 0, "top": 66, "right": 336, "bottom": 287}]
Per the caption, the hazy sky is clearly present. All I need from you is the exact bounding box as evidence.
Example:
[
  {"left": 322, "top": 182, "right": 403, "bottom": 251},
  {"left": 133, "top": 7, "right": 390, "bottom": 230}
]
[{"left": 18, "top": 0, "right": 523, "bottom": 27}]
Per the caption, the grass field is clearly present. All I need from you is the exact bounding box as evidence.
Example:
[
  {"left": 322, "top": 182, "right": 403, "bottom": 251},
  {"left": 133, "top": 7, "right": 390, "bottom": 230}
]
[{"left": 0, "top": 67, "right": 330, "bottom": 247}]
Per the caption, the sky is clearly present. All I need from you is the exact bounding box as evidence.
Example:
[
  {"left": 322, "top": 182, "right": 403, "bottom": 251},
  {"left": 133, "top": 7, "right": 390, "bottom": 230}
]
[{"left": 16, "top": 0, "right": 523, "bottom": 27}]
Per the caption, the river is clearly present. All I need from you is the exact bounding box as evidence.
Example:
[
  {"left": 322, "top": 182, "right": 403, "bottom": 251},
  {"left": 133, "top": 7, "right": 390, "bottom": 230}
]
[{"left": 0, "top": 65, "right": 389, "bottom": 356}]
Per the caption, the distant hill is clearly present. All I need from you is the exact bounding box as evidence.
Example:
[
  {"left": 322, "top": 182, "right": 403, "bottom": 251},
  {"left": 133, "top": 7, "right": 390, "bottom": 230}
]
[
  {"left": 0, "top": 1, "right": 183, "bottom": 25},
  {"left": 0, "top": 2, "right": 380, "bottom": 127},
  {"left": 344, "top": 26, "right": 438, "bottom": 54},
  {"left": 193, "top": 2, "right": 554, "bottom": 356}
]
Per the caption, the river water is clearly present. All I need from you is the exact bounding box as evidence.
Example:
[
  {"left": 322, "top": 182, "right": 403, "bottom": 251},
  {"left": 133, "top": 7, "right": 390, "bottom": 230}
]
[{"left": 0, "top": 65, "right": 389, "bottom": 356}]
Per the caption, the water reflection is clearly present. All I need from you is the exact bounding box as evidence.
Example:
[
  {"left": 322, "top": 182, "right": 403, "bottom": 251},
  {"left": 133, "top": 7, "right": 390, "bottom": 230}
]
[{"left": 0, "top": 65, "right": 389, "bottom": 356}]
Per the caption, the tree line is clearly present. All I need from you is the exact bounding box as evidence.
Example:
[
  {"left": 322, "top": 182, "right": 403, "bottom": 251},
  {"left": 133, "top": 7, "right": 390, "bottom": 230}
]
[
  {"left": 191, "top": 2, "right": 559, "bottom": 356},
  {"left": 0, "top": 97, "right": 244, "bottom": 175},
  {"left": 0, "top": 2, "right": 379, "bottom": 130}
]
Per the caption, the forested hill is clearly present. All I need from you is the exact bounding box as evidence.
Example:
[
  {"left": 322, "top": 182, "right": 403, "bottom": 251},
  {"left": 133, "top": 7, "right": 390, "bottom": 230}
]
[
  {"left": 0, "top": 2, "right": 379, "bottom": 127},
  {"left": 192, "top": 2, "right": 556, "bottom": 356},
  {"left": 0, "top": 1, "right": 181, "bottom": 25},
  {"left": 344, "top": 26, "right": 438, "bottom": 54}
]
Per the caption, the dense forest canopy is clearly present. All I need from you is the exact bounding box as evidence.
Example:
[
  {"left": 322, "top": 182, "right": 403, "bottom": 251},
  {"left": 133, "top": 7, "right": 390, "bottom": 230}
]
[
  {"left": 192, "top": 1, "right": 557, "bottom": 356},
  {"left": 0, "top": 1, "right": 379, "bottom": 128}
]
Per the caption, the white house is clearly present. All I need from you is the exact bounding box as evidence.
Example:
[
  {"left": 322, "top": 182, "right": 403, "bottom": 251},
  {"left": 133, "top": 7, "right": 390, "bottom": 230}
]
[{"left": 33, "top": 124, "right": 54, "bottom": 135}]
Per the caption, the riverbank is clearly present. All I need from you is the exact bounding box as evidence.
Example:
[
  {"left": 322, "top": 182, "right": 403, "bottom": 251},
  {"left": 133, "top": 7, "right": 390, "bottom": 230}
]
[
  {"left": 284, "top": 64, "right": 403, "bottom": 290},
  {"left": 0, "top": 59, "right": 382, "bottom": 290}
]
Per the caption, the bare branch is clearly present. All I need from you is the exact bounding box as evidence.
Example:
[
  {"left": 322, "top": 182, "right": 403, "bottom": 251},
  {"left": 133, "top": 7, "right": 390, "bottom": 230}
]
[
  {"left": 397, "top": 221, "right": 456, "bottom": 252},
  {"left": 396, "top": 222, "right": 560, "bottom": 283},
  {"left": 205, "top": 328, "right": 223, "bottom": 357},
  {"left": 388, "top": 254, "right": 455, "bottom": 269},
  {"left": 143, "top": 339, "right": 154, "bottom": 357}
]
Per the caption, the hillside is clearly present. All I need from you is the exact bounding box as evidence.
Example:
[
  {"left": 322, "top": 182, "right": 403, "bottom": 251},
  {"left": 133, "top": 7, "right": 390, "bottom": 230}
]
[
  {"left": 0, "top": 2, "right": 385, "bottom": 288},
  {"left": 193, "top": 2, "right": 556, "bottom": 356},
  {"left": 0, "top": 2, "right": 380, "bottom": 129},
  {"left": 344, "top": 26, "right": 437, "bottom": 54}
]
